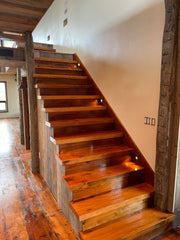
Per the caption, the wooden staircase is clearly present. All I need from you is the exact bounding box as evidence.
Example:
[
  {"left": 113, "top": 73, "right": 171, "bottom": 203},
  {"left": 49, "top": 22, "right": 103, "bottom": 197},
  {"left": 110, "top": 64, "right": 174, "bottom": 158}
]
[{"left": 34, "top": 51, "right": 174, "bottom": 239}]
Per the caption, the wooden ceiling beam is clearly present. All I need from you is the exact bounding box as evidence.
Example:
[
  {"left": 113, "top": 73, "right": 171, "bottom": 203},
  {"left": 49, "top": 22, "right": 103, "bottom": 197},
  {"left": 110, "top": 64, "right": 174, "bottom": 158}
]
[
  {"left": 0, "top": 2, "right": 45, "bottom": 18},
  {"left": 0, "top": 13, "right": 39, "bottom": 26},
  {"left": 0, "top": 22, "right": 34, "bottom": 33},
  {"left": 2, "top": 0, "right": 54, "bottom": 9},
  {"left": 0, "top": 33, "right": 24, "bottom": 42}
]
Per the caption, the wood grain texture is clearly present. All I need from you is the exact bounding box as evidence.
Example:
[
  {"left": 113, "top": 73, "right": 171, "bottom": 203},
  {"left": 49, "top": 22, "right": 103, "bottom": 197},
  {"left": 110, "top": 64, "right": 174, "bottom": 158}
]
[
  {"left": 0, "top": 0, "right": 54, "bottom": 33},
  {"left": 79, "top": 208, "right": 174, "bottom": 240},
  {"left": 0, "top": 118, "right": 77, "bottom": 240}
]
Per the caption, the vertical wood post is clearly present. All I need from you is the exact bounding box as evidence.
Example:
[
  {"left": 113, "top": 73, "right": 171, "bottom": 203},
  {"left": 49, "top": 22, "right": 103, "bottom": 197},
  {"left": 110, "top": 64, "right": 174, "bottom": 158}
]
[
  {"left": 155, "top": 0, "right": 179, "bottom": 211},
  {"left": 22, "top": 77, "right": 30, "bottom": 150},
  {"left": 17, "top": 68, "right": 25, "bottom": 145},
  {"left": 24, "top": 32, "right": 39, "bottom": 173}
]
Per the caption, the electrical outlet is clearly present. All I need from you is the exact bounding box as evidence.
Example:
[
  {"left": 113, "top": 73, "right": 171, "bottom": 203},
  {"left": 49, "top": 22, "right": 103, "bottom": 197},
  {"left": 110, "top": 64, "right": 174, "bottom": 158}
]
[{"left": 144, "top": 117, "right": 156, "bottom": 126}]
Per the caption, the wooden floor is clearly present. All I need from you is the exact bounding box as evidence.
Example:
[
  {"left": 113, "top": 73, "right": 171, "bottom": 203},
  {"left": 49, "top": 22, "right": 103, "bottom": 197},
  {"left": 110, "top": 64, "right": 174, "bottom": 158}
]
[{"left": 0, "top": 118, "right": 77, "bottom": 240}]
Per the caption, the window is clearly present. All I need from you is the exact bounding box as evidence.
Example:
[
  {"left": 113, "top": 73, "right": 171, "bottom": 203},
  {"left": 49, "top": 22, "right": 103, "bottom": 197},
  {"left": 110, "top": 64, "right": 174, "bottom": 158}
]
[{"left": 0, "top": 82, "right": 8, "bottom": 112}]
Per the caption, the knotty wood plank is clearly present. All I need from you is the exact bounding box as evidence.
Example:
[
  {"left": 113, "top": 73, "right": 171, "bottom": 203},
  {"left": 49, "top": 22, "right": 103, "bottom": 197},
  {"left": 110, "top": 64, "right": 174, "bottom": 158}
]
[
  {"left": 3, "top": 0, "right": 54, "bottom": 9},
  {"left": 51, "top": 130, "right": 123, "bottom": 145},
  {"left": 0, "top": 2, "right": 44, "bottom": 17},
  {"left": 34, "top": 73, "right": 87, "bottom": 79},
  {"left": 58, "top": 144, "right": 133, "bottom": 166},
  {"left": 63, "top": 162, "right": 144, "bottom": 192},
  {"left": 71, "top": 183, "right": 154, "bottom": 220},
  {"left": 38, "top": 95, "right": 100, "bottom": 100},
  {"left": 25, "top": 32, "right": 39, "bottom": 172},
  {"left": 35, "top": 57, "right": 77, "bottom": 64},
  {"left": 71, "top": 183, "right": 154, "bottom": 231},
  {"left": 79, "top": 208, "right": 174, "bottom": 240},
  {"left": 44, "top": 106, "right": 106, "bottom": 113},
  {"left": 35, "top": 83, "right": 92, "bottom": 89},
  {"left": 46, "top": 117, "right": 114, "bottom": 128}
]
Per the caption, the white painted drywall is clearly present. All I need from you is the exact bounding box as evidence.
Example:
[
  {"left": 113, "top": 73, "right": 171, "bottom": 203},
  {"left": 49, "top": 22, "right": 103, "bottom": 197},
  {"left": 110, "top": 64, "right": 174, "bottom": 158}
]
[
  {"left": 0, "top": 75, "right": 19, "bottom": 119},
  {"left": 33, "top": 0, "right": 165, "bottom": 170}
]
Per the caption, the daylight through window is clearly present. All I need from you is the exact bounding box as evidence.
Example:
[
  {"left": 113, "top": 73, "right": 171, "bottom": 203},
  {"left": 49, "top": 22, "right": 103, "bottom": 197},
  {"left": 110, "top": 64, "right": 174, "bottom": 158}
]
[{"left": 0, "top": 82, "right": 8, "bottom": 112}]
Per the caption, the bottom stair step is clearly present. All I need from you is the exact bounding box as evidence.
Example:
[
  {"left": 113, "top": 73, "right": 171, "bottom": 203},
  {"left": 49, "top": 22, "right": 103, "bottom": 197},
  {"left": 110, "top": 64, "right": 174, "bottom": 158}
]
[
  {"left": 79, "top": 208, "right": 174, "bottom": 240},
  {"left": 71, "top": 182, "right": 154, "bottom": 231}
]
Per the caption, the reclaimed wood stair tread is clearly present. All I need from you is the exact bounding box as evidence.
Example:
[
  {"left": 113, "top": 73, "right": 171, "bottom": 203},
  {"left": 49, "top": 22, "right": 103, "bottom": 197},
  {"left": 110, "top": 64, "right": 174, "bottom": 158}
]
[
  {"left": 58, "top": 144, "right": 133, "bottom": 165},
  {"left": 43, "top": 105, "right": 106, "bottom": 113},
  {"left": 38, "top": 95, "right": 100, "bottom": 100},
  {"left": 50, "top": 130, "right": 123, "bottom": 145},
  {"left": 79, "top": 208, "right": 174, "bottom": 240},
  {"left": 35, "top": 83, "right": 92, "bottom": 89},
  {"left": 71, "top": 182, "right": 154, "bottom": 220},
  {"left": 34, "top": 57, "right": 77, "bottom": 64},
  {"left": 63, "top": 162, "right": 143, "bottom": 191},
  {"left": 35, "top": 66, "right": 83, "bottom": 71},
  {"left": 45, "top": 117, "right": 114, "bottom": 127},
  {"left": 33, "top": 73, "right": 88, "bottom": 79}
]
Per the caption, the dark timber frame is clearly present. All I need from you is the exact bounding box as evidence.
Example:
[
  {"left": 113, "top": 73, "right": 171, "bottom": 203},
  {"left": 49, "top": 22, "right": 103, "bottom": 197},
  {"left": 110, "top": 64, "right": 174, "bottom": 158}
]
[
  {"left": 155, "top": 0, "right": 180, "bottom": 212},
  {"left": 24, "top": 32, "right": 39, "bottom": 172}
]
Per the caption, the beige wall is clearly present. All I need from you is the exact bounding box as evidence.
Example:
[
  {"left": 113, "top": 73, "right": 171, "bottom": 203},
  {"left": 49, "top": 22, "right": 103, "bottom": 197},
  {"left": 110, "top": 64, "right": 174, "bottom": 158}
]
[
  {"left": 0, "top": 75, "right": 19, "bottom": 119},
  {"left": 33, "top": 0, "right": 165, "bottom": 170}
]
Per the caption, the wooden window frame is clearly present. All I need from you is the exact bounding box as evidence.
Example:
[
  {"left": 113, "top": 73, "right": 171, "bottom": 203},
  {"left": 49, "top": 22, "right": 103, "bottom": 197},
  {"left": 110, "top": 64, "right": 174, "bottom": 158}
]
[{"left": 0, "top": 81, "right": 8, "bottom": 113}]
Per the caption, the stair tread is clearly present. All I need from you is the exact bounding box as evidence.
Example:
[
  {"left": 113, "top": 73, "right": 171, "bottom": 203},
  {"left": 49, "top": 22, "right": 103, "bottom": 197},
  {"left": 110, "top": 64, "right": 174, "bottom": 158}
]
[
  {"left": 35, "top": 66, "right": 83, "bottom": 71},
  {"left": 34, "top": 57, "right": 77, "bottom": 64},
  {"left": 46, "top": 117, "right": 114, "bottom": 127},
  {"left": 59, "top": 144, "right": 133, "bottom": 165},
  {"left": 38, "top": 95, "right": 100, "bottom": 100},
  {"left": 50, "top": 130, "right": 123, "bottom": 145},
  {"left": 35, "top": 83, "right": 92, "bottom": 89},
  {"left": 79, "top": 208, "right": 174, "bottom": 240},
  {"left": 33, "top": 73, "right": 88, "bottom": 79},
  {"left": 63, "top": 162, "right": 143, "bottom": 191},
  {"left": 43, "top": 105, "right": 106, "bottom": 113},
  {"left": 71, "top": 182, "right": 154, "bottom": 220}
]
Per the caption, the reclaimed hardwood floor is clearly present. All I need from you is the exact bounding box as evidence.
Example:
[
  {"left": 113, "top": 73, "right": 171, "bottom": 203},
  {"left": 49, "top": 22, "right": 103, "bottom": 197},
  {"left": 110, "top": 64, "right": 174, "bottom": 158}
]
[{"left": 0, "top": 118, "right": 77, "bottom": 240}]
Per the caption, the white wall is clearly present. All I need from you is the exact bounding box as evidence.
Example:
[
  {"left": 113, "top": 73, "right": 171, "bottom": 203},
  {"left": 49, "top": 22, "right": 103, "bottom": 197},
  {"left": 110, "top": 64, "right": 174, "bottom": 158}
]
[
  {"left": 0, "top": 75, "right": 19, "bottom": 119},
  {"left": 33, "top": 0, "right": 165, "bottom": 170}
]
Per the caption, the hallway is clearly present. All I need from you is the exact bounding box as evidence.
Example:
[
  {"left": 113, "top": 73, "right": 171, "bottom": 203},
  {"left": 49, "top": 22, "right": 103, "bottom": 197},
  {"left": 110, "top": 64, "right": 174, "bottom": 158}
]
[{"left": 0, "top": 118, "right": 77, "bottom": 240}]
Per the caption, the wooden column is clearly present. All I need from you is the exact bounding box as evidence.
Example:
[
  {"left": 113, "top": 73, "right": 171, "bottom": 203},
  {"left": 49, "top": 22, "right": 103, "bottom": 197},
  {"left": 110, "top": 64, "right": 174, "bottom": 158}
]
[
  {"left": 24, "top": 32, "right": 39, "bottom": 173},
  {"left": 17, "top": 68, "right": 25, "bottom": 145},
  {"left": 155, "top": 0, "right": 179, "bottom": 211},
  {"left": 22, "top": 77, "right": 30, "bottom": 150}
]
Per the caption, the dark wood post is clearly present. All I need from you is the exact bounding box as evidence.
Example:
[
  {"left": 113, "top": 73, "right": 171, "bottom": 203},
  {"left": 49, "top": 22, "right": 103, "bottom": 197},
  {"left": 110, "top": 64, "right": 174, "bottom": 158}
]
[
  {"left": 155, "top": 0, "right": 179, "bottom": 211},
  {"left": 24, "top": 32, "right": 39, "bottom": 172},
  {"left": 17, "top": 68, "right": 25, "bottom": 145}
]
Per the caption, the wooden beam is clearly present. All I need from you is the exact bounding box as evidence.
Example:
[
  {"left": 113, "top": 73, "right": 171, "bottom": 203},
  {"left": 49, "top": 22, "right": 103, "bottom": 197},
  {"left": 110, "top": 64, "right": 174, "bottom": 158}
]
[
  {"left": 0, "top": 32, "right": 24, "bottom": 42},
  {"left": 24, "top": 32, "right": 39, "bottom": 172},
  {"left": 155, "top": 0, "right": 179, "bottom": 211},
  {"left": 22, "top": 77, "right": 30, "bottom": 150},
  {"left": 17, "top": 68, "right": 25, "bottom": 145},
  {"left": 0, "top": 2, "right": 44, "bottom": 18},
  {"left": 2, "top": 0, "right": 54, "bottom": 9}
]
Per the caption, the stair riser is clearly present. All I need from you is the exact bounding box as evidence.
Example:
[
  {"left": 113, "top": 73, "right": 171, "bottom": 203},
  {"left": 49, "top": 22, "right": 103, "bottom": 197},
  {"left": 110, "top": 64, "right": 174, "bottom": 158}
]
[
  {"left": 71, "top": 169, "right": 145, "bottom": 201},
  {"left": 36, "top": 78, "right": 90, "bottom": 85},
  {"left": 35, "top": 61, "right": 77, "bottom": 69},
  {"left": 58, "top": 138, "right": 123, "bottom": 154},
  {"left": 80, "top": 195, "right": 154, "bottom": 232},
  {"left": 42, "top": 99, "right": 99, "bottom": 108},
  {"left": 62, "top": 154, "right": 133, "bottom": 175},
  {"left": 56, "top": 138, "right": 124, "bottom": 155},
  {"left": 47, "top": 110, "right": 108, "bottom": 122},
  {"left": 38, "top": 87, "right": 95, "bottom": 96},
  {"left": 53, "top": 123, "right": 115, "bottom": 138},
  {"left": 35, "top": 53, "right": 74, "bottom": 60},
  {"left": 35, "top": 68, "right": 84, "bottom": 76}
]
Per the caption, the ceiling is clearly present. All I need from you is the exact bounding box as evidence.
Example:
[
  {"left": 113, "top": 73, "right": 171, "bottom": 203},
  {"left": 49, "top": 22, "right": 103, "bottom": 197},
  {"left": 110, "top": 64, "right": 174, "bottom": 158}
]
[{"left": 0, "top": 0, "right": 54, "bottom": 34}]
